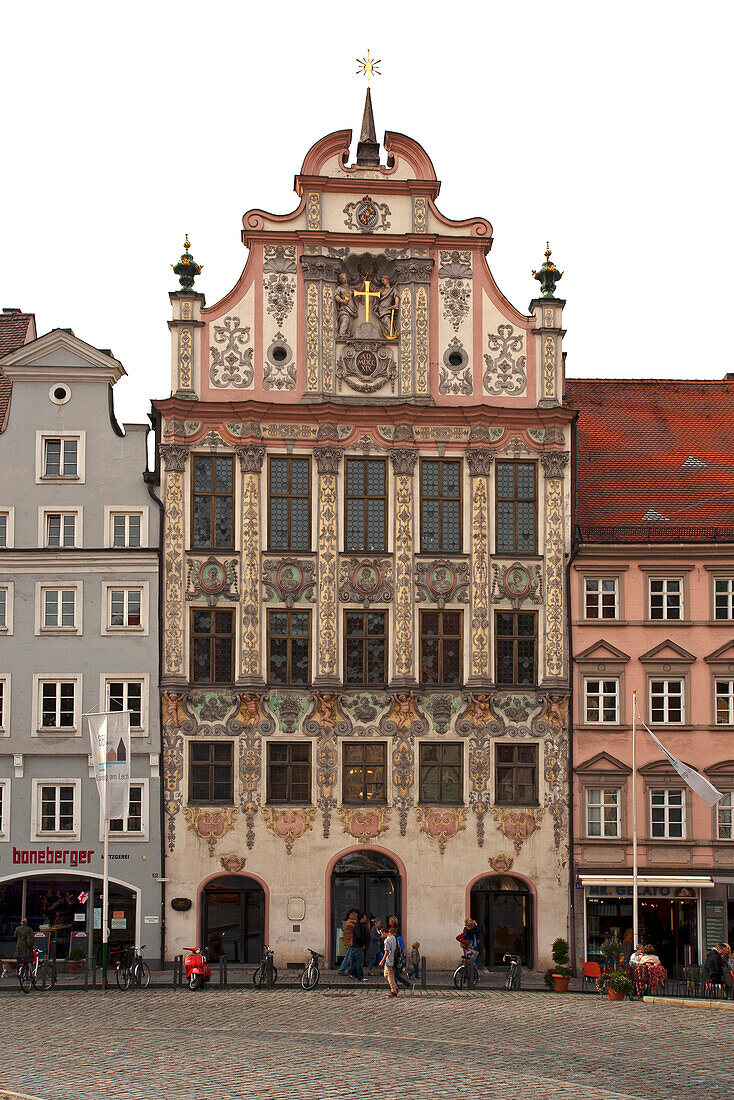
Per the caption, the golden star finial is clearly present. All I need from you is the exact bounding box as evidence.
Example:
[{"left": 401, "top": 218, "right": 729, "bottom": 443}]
[{"left": 356, "top": 50, "right": 382, "bottom": 85}]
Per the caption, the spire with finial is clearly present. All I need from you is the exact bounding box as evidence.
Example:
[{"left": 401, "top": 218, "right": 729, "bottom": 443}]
[
  {"left": 355, "top": 50, "right": 382, "bottom": 168},
  {"left": 532, "top": 242, "right": 563, "bottom": 298},
  {"left": 172, "top": 235, "right": 203, "bottom": 291}
]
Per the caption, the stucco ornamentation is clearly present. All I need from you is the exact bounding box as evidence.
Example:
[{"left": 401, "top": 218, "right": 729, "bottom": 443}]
[
  {"left": 159, "top": 444, "right": 189, "bottom": 473},
  {"left": 543, "top": 334, "right": 556, "bottom": 401},
  {"left": 421, "top": 693, "right": 461, "bottom": 735},
  {"left": 391, "top": 452, "right": 416, "bottom": 683},
  {"left": 160, "top": 450, "right": 186, "bottom": 682},
  {"left": 337, "top": 806, "right": 392, "bottom": 842},
  {"left": 540, "top": 451, "right": 569, "bottom": 480},
  {"left": 306, "top": 191, "right": 321, "bottom": 231},
  {"left": 264, "top": 333, "right": 297, "bottom": 391},
  {"left": 542, "top": 694, "right": 570, "bottom": 857},
  {"left": 178, "top": 327, "right": 192, "bottom": 390},
  {"left": 542, "top": 458, "right": 567, "bottom": 680},
  {"left": 186, "top": 557, "right": 239, "bottom": 606},
  {"left": 305, "top": 693, "right": 351, "bottom": 837},
  {"left": 183, "top": 807, "right": 239, "bottom": 857},
  {"left": 469, "top": 465, "right": 491, "bottom": 681},
  {"left": 315, "top": 452, "right": 341, "bottom": 684},
  {"left": 219, "top": 853, "right": 247, "bottom": 873},
  {"left": 412, "top": 196, "right": 427, "bottom": 233},
  {"left": 415, "top": 559, "right": 469, "bottom": 609},
  {"left": 415, "top": 286, "right": 429, "bottom": 395},
  {"left": 399, "top": 285, "right": 412, "bottom": 394},
  {"left": 305, "top": 281, "right": 319, "bottom": 391},
  {"left": 439, "top": 337, "right": 472, "bottom": 396},
  {"left": 263, "top": 245, "right": 297, "bottom": 328},
  {"left": 343, "top": 195, "right": 391, "bottom": 233},
  {"left": 489, "top": 807, "right": 544, "bottom": 855},
  {"left": 490, "top": 561, "right": 543, "bottom": 608},
  {"left": 488, "top": 853, "right": 514, "bottom": 874},
  {"left": 438, "top": 250, "right": 472, "bottom": 332},
  {"left": 239, "top": 453, "right": 264, "bottom": 682},
  {"left": 415, "top": 806, "right": 467, "bottom": 855},
  {"left": 483, "top": 324, "right": 526, "bottom": 396},
  {"left": 262, "top": 558, "right": 316, "bottom": 607},
  {"left": 210, "top": 317, "right": 254, "bottom": 388},
  {"left": 336, "top": 340, "right": 397, "bottom": 394},
  {"left": 261, "top": 807, "right": 316, "bottom": 855},
  {"left": 382, "top": 693, "right": 427, "bottom": 835},
  {"left": 338, "top": 557, "right": 393, "bottom": 607}
]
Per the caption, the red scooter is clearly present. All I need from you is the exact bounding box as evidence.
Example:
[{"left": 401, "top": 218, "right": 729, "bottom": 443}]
[{"left": 184, "top": 945, "right": 212, "bottom": 991}]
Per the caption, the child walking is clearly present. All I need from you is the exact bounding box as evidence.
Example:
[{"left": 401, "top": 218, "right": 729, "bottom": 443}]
[{"left": 408, "top": 941, "right": 421, "bottom": 980}]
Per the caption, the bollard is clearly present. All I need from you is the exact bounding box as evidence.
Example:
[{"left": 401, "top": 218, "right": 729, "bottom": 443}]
[
  {"left": 173, "top": 954, "right": 183, "bottom": 988},
  {"left": 516, "top": 959, "right": 522, "bottom": 991},
  {"left": 420, "top": 955, "right": 427, "bottom": 991},
  {"left": 91, "top": 962, "right": 97, "bottom": 989},
  {"left": 83, "top": 956, "right": 88, "bottom": 992},
  {"left": 266, "top": 953, "right": 274, "bottom": 988},
  {"left": 219, "top": 954, "right": 228, "bottom": 987}
]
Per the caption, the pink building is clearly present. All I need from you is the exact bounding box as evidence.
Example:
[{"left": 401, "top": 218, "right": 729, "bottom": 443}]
[{"left": 567, "top": 378, "right": 734, "bottom": 971}]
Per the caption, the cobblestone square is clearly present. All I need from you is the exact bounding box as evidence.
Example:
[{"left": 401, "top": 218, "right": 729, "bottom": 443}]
[{"left": 0, "top": 988, "right": 731, "bottom": 1100}]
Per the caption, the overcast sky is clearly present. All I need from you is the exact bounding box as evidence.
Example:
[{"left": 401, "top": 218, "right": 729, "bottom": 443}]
[{"left": 2, "top": 1, "right": 732, "bottom": 427}]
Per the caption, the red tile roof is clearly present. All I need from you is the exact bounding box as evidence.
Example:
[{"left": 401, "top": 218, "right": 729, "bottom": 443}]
[
  {"left": 566, "top": 379, "right": 734, "bottom": 543},
  {"left": 0, "top": 309, "right": 35, "bottom": 432}
]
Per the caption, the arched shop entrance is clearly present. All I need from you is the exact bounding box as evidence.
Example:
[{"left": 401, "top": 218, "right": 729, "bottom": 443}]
[
  {"left": 330, "top": 851, "right": 401, "bottom": 966},
  {"left": 470, "top": 875, "right": 534, "bottom": 968},
  {"left": 202, "top": 875, "right": 265, "bottom": 964}
]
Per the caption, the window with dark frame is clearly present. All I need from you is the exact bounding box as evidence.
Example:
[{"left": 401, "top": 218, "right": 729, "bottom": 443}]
[
  {"left": 420, "top": 459, "right": 461, "bottom": 553},
  {"left": 268, "top": 456, "right": 311, "bottom": 551},
  {"left": 268, "top": 609, "right": 310, "bottom": 685},
  {"left": 43, "top": 437, "right": 78, "bottom": 478},
  {"left": 342, "top": 741, "right": 387, "bottom": 803},
  {"left": 344, "top": 611, "right": 386, "bottom": 685},
  {"left": 345, "top": 458, "right": 386, "bottom": 552},
  {"left": 420, "top": 610, "right": 462, "bottom": 685},
  {"left": 192, "top": 455, "right": 234, "bottom": 550},
  {"left": 40, "top": 784, "right": 75, "bottom": 832},
  {"left": 419, "top": 742, "right": 463, "bottom": 803},
  {"left": 267, "top": 741, "right": 311, "bottom": 803},
  {"left": 109, "top": 785, "right": 144, "bottom": 833},
  {"left": 495, "top": 743, "right": 538, "bottom": 805},
  {"left": 495, "top": 612, "right": 536, "bottom": 686},
  {"left": 189, "top": 741, "right": 234, "bottom": 804},
  {"left": 496, "top": 461, "right": 536, "bottom": 555},
  {"left": 190, "top": 609, "right": 234, "bottom": 684}
]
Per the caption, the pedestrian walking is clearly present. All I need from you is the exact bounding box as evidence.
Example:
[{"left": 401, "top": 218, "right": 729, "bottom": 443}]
[
  {"left": 14, "top": 917, "right": 34, "bottom": 964},
  {"left": 367, "top": 917, "right": 382, "bottom": 975},
  {"left": 379, "top": 927, "right": 398, "bottom": 997},
  {"left": 350, "top": 911, "right": 367, "bottom": 981},
  {"left": 408, "top": 941, "right": 421, "bottom": 980},
  {"left": 337, "top": 910, "right": 358, "bottom": 976}
]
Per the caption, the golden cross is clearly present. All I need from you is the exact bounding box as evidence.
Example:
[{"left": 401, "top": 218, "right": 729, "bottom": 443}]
[
  {"left": 356, "top": 50, "right": 382, "bottom": 85},
  {"left": 354, "top": 279, "right": 380, "bottom": 323}
]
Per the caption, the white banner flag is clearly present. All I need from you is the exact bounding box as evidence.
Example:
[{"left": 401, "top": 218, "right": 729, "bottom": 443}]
[
  {"left": 86, "top": 712, "right": 131, "bottom": 821},
  {"left": 637, "top": 709, "right": 723, "bottom": 808}
]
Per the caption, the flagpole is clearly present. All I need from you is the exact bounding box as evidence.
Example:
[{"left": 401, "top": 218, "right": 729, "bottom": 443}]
[
  {"left": 102, "top": 816, "right": 109, "bottom": 990},
  {"left": 632, "top": 689, "right": 639, "bottom": 949}
]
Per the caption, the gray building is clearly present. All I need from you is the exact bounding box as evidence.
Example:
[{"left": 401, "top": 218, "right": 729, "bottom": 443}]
[{"left": 0, "top": 310, "right": 163, "bottom": 965}]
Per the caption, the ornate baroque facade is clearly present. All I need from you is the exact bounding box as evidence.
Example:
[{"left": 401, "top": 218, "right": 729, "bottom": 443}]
[{"left": 154, "top": 94, "right": 573, "bottom": 969}]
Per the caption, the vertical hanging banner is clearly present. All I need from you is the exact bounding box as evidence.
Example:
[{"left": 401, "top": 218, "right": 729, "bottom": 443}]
[{"left": 86, "top": 712, "right": 131, "bottom": 820}]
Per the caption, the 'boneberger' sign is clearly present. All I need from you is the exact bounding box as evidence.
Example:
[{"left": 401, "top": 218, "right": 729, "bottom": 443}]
[{"left": 12, "top": 847, "right": 95, "bottom": 867}]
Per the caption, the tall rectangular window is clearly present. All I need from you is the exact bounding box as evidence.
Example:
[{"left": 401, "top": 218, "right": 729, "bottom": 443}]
[
  {"left": 192, "top": 455, "right": 234, "bottom": 550},
  {"left": 649, "top": 679, "right": 684, "bottom": 724},
  {"left": 268, "top": 610, "right": 309, "bottom": 685},
  {"left": 43, "top": 437, "right": 78, "bottom": 478},
  {"left": 268, "top": 457, "right": 310, "bottom": 551},
  {"left": 0, "top": 513, "right": 7, "bottom": 547},
  {"left": 420, "top": 459, "right": 461, "bottom": 552},
  {"left": 109, "top": 588, "right": 141, "bottom": 628},
  {"left": 0, "top": 681, "right": 5, "bottom": 729},
  {"left": 717, "top": 793, "right": 733, "bottom": 841},
  {"left": 496, "top": 612, "right": 536, "bottom": 686},
  {"left": 43, "top": 588, "right": 76, "bottom": 629},
  {"left": 496, "top": 461, "right": 536, "bottom": 554},
  {"left": 586, "top": 788, "right": 621, "bottom": 838},
  {"left": 107, "top": 681, "right": 143, "bottom": 730},
  {"left": 267, "top": 742, "right": 311, "bottom": 803},
  {"left": 342, "top": 742, "right": 387, "bottom": 803},
  {"left": 46, "top": 512, "right": 76, "bottom": 547},
  {"left": 0, "top": 589, "right": 6, "bottom": 629},
  {"left": 112, "top": 513, "right": 142, "bottom": 548},
  {"left": 495, "top": 744, "right": 538, "bottom": 805},
  {"left": 715, "top": 578, "right": 734, "bottom": 620},
  {"left": 584, "top": 679, "right": 619, "bottom": 724},
  {"left": 419, "top": 743, "right": 463, "bottom": 803},
  {"left": 344, "top": 611, "right": 386, "bottom": 685},
  {"left": 420, "top": 610, "right": 462, "bottom": 685},
  {"left": 109, "top": 785, "right": 144, "bottom": 834},
  {"left": 584, "top": 577, "right": 618, "bottom": 619},
  {"left": 649, "top": 578, "right": 682, "bottom": 620},
  {"left": 191, "top": 609, "right": 234, "bottom": 684},
  {"left": 650, "top": 788, "right": 685, "bottom": 839},
  {"left": 40, "top": 784, "right": 76, "bottom": 833},
  {"left": 345, "top": 458, "right": 386, "bottom": 552},
  {"left": 716, "top": 680, "right": 734, "bottom": 725},
  {"left": 41, "top": 682, "right": 75, "bottom": 729},
  {"left": 189, "top": 742, "right": 234, "bottom": 803}
]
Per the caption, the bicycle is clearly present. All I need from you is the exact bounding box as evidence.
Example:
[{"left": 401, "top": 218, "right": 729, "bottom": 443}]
[
  {"left": 252, "top": 945, "right": 277, "bottom": 988},
  {"left": 453, "top": 949, "right": 480, "bottom": 990},
  {"left": 300, "top": 949, "right": 323, "bottom": 991},
  {"left": 18, "top": 948, "right": 57, "bottom": 993},
  {"left": 118, "top": 945, "right": 151, "bottom": 990},
  {"left": 503, "top": 953, "right": 521, "bottom": 991}
]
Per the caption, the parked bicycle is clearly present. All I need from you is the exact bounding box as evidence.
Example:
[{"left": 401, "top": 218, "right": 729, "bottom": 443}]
[
  {"left": 116, "top": 945, "right": 151, "bottom": 990},
  {"left": 18, "top": 948, "right": 57, "bottom": 993},
  {"left": 252, "top": 945, "right": 277, "bottom": 988},
  {"left": 503, "top": 953, "right": 521, "bottom": 991},
  {"left": 300, "top": 949, "right": 323, "bottom": 991},
  {"left": 453, "top": 948, "right": 480, "bottom": 990}
]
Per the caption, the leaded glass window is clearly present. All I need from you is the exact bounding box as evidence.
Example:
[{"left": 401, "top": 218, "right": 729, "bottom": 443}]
[
  {"left": 495, "top": 612, "right": 536, "bottom": 686},
  {"left": 419, "top": 742, "right": 463, "bottom": 803},
  {"left": 268, "top": 457, "right": 311, "bottom": 551},
  {"left": 420, "top": 460, "right": 461, "bottom": 552},
  {"left": 495, "top": 744, "right": 538, "bottom": 804},
  {"left": 191, "top": 609, "right": 234, "bottom": 683},
  {"left": 420, "top": 610, "right": 462, "bottom": 685},
  {"left": 267, "top": 742, "right": 311, "bottom": 803},
  {"left": 496, "top": 462, "right": 536, "bottom": 554},
  {"left": 268, "top": 610, "right": 310, "bottom": 685},
  {"left": 342, "top": 742, "right": 387, "bottom": 803},
  {"left": 344, "top": 611, "right": 386, "bottom": 685},
  {"left": 189, "top": 742, "right": 234, "bottom": 803},
  {"left": 192, "top": 455, "right": 234, "bottom": 550},
  {"left": 345, "top": 458, "right": 386, "bottom": 552}
]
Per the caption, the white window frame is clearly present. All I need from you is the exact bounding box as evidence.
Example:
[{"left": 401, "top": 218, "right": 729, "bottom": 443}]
[
  {"left": 35, "top": 581, "right": 83, "bottom": 635},
  {"left": 101, "top": 582, "right": 149, "bottom": 635},
  {"left": 32, "top": 674, "right": 82, "bottom": 737},
  {"left": 31, "top": 779, "right": 81, "bottom": 841},
  {"left": 648, "top": 577, "right": 683, "bottom": 621},
  {"left": 38, "top": 507, "right": 83, "bottom": 548},
  {"left": 583, "top": 677, "right": 620, "bottom": 724},
  {"left": 583, "top": 577, "right": 619, "bottom": 620},
  {"left": 104, "top": 506, "right": 148, "bottom": 549},
  {"left": 0, "top": 777, "right": 10, "bottom": 840},
  {"left": 585, "top": 787, "right": 621, "bottom": 839},
  {"left": 715, "top": 680, "right": 734, "bottom": 726},
  {"left": 0, "top": 507, "right": 15, "bottom": 548},
  {"left": 36, "top": 430, "right": 86, "bottom": 483},
  {"left": 0, "top": 674, "right": 10, "bottom": 736},
  {"left": 716, "top": 792, "right": 734, "bottom": 841},
  {"left": 714, "top": 578, "right": 734, "bottom": 621},
  {"left": 649, "top": 678, "right": 685, "bottom": 724},
  {"left": 100, "top": 673, "right": 149, "bottom": 735},
  {"left": 103, "top": 779, "right": 149, "bottom": 842},
  {"left": 0, "top": 582, "right": 13, "bottom": 634},
  {"left": 650, "top": 787, "right": 686, "bottom": 839}
]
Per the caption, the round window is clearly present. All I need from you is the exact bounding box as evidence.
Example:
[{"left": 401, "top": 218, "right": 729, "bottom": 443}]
[
  {"left": 448, "top": 352, "right": 463, "bottom": 368},
  {"left": 271, "top": 346, "right": 288, "bottom": 363},
  {"left": 49, "top": 383, "right": 71, "bottom": 405}
]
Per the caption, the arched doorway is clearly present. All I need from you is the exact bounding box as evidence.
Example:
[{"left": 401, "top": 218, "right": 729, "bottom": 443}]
[
  {"left": 202, "top": 875, "right": 264, "bottom": 964},
  {"left": 470, "top": 875, "right": 533, "bottom": 968},
  {"left": 330, "top": 851, "right": 401, "bottom": 966}
]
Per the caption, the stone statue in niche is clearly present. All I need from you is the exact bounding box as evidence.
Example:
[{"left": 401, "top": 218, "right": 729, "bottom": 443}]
[
  {"left": 334, "top": 272, "right": 358, "bottom": 339},
  {"left": 375, "top": 275, "right": 400, "bottom": 339}
]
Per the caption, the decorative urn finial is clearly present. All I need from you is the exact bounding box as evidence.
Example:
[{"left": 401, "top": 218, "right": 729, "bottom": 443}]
[
  {"left": 532, "top": 242, "right": 563, "bottom": 299},
  {"left": 172, "top": 235, "right": 203, "bottom": 290}
]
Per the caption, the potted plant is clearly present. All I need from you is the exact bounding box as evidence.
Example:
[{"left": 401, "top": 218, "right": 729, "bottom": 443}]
[
  {"left": 600, "top": 935, "right": 623, "bottom": 971},
  {"left": 597, "top": 967, "right": 633, "bottom": 1001},
  {"left": 543, "top": 937, "right": 573, "bottom": 993},
  {"left": 67, "top": 947, "right": 85, "bottom": 974}
]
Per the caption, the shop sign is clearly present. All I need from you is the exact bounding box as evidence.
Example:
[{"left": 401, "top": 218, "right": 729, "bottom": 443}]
[
  {"left": 587, "top": 885, "right": 697, "bottom": 899},
  {"left": 144, "top": 916, "right": 159, "bottom": 924},
  {"left": 12, "top": 847, "right": 94, "bottom": 868}
]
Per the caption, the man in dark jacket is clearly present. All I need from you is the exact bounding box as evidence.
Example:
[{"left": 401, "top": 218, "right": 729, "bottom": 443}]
[
  {"left": 14, "top": 918, "right": 34, "bottom": 963},
  {"left": 350, "top": 912, "right": 367, "bottom": 981},
  {"left": 703, "top": 942, "right": 731, "bottom": 986}
]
